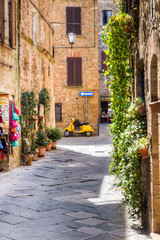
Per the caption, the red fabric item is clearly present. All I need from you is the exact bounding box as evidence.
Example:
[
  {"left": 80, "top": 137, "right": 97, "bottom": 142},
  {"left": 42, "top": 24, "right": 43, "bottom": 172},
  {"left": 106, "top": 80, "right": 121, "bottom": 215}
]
[
  {"left": 13, "top": 102, "right": 20, "bottom": 115},
  {"left": 0, "top": 116, "right": 3, "bottom": 123},
  {"left": 0, "top": 149, "right": 4, "bottom": 159},
  {"left": 107, "top": 117, "right": 109, "bottom": 123}
]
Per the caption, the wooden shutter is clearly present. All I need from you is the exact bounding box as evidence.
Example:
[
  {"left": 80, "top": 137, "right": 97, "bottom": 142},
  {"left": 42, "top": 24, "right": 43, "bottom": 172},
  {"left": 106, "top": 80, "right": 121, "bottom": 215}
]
[
  {"left": 74, "top": 7, "right": 81, "bottom": 35},
  {"left": 101, "top": 51, "right": 107, "bottom": 71},
  {"left": 66, "top": 7, "right": 81, "bottom": 35},
  {"left": 67, "top": 58, "right": 74, "bottom": 86},
  {"left": 11, "top": 0, "right": 16, "bottom": 48},
  {"left": 0, "top": 0, "right": 5, "bottom": 42},
  {"left": 66, "top": 7, "right": 73, "bottom": 34},
  {"left": 75, "top": 58, "right": 82, "bottom": 85}
]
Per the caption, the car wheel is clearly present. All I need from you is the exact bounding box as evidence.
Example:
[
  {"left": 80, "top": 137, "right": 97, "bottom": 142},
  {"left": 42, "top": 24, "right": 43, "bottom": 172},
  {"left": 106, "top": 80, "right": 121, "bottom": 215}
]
[{"left": 64, "top": 130, "right": 70, "bottom": 137}]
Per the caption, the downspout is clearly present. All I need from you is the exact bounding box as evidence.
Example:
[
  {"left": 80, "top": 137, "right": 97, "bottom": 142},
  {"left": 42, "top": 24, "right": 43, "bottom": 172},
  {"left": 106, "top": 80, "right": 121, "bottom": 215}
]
[
  {"left": 18, "top": 0, "right": 21, "bottom": 103},
  {"left": 94, "top": 0, "right": 96, "bottom": 47}
]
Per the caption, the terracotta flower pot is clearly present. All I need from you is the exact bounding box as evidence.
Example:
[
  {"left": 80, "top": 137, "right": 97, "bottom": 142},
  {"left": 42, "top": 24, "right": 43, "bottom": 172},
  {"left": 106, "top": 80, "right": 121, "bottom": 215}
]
[
  {"left": 52, "top": 141, "right": 57, "bottom": 150},
  {"left": 46, "top": 142, "right": 52, "bottom": 151},
  {"left": 22, "top": 154, "right": 33, "bottom": 166},
  {"left": 32, "top": 151, "right": 39, "bottom": 161},
  {"left": 138, "top": 147, "right": 149, "bottom": 159},
  {"left": 38, "top": 146, "right": 46, "bottom": 157},
  {"left": 137, "top": 105, "right": 146, "bottom": 116}
]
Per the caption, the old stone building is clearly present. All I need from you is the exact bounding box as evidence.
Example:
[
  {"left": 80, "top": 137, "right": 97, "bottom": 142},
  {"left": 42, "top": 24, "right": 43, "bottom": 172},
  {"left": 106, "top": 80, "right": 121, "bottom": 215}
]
[
  {"left": 20, "top": 0, "right": 55, "bottom": 127},
  {"left": 128, "top": 0, "right": 160, "bottom": 236},
  {"left": 98, "top": 0, "right": 115, "bottom": 123},
  {"left": 52, "top": 0, "right": 99, "bottom": 134},
  {"left": 0, "top": 0, "right": 21, "bottom": 170}
]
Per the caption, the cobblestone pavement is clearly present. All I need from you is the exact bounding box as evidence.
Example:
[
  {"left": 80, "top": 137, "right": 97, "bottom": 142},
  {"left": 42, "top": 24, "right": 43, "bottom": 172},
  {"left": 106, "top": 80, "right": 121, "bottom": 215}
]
[{"left": 0, "top": 124, "right": 150, "bottom": 240}]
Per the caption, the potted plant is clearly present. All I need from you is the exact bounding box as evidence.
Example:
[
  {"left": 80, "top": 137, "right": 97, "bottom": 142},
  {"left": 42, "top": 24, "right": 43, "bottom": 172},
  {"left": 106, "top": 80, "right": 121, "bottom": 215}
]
[
  {"left": 21, "top": 138, "right": 33, "bottom": 166},
  {"left": 35, "top": 128, "right": 47, "bottom": 157},
  {"left": 135, "top": 97, "right": 146, "bottom": 116},
  {"left": 138, "top": 136, "right": 149, "bottom": 158},
  {"left": 31, "top": 133, "right": 39, "bottom": 161},
  {"left": 46, "top": 128, "right": 62, "bottom": 149},
  {"left": 46, "top": 138, "right": 52, "bottom": 151}
]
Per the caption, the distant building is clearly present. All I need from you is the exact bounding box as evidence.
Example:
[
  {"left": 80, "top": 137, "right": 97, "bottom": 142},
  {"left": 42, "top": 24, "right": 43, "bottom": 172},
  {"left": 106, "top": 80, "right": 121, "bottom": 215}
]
[
  {"left": 98, "top": 0, "right": 116, "bottom": 123},
  {"left": 52, "top": 0, "right": 99, "bottom": 134}
]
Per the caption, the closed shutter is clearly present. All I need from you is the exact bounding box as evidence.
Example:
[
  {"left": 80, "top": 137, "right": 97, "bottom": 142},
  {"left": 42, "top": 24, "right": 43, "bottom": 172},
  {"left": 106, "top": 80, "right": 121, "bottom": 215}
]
[
  {"left": 101, "top": 51, "right": 107, "bottom": 71},
  {"left": 66, "top": 7, "right": 73, "bottom": 34},
  {"left": 74, "top": 7, "right": 81, "bottom": 35},
  {"left": 66, "top": 7, "right": 81, "bottom": 35},
  {"left": 75, "top": 58, "right": 82, "bottom": 85},
  {"left": 0, "top": 0, "right": 5, "bottom": 42},
  {"left": 11, "top": 0, "right": 16, "bottom": 48},
  {"left": 67, "top": 58, "right": 74, "bottom": 86}
]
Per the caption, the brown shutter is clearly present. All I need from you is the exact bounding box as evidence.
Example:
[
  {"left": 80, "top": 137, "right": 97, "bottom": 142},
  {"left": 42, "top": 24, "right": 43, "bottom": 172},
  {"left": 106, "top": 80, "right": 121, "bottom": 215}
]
[
  {"left": 75, "top": 58, "right": 82, "bottom": 85},
  {"left": 67, "top": 58, "right": 74, "bottom": 86},
  {"left": 74, "top": 7, "right": 81, "bottom": 35},
  {"left": 101, "top": 51, "right": 107, "bottom": 71},
  {"left": 66, "top": 7, "right": 73, "bottom": 34},
  {"left": 11, "top": 0, "right": 16, "bottom": 48},
  {"left": 0, "top": 0, "right": 5, "bottom": 42}
]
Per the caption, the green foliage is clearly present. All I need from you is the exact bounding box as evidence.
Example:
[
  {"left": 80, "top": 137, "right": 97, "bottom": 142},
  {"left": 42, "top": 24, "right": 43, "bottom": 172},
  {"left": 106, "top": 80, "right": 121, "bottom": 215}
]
[
  {"left": 46, "top": 128, "right": 62, "bottom": 142},
  {"left": 39, "top": 88, "right": 50, "bottom": 123},
  {"left": 101, "top": 13, "right": 147, "bottom": 217},
  {"left": 35, "top": 129, "right": 47, "bottom": 147},
  {"left": 139, "top": 136, "right": 149, "bottom": 149},
  {"left": 21, "top": 91, "right": 37, "bottom": 154}
]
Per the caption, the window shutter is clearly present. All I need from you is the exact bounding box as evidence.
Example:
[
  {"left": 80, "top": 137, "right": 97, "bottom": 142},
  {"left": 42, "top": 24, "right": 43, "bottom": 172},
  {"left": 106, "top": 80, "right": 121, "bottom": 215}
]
[
  {"left": 66, "top": 7, "right": 73, "bottom": 34},
  {"left": 11, "top": 0, "right": 16, "bottom": 48},
  {"left": 0, "top": 0, "right": 5, "bottom": 42},
  {"left": 67, "top": 58, "right": 74, "bottom": 86},
  {"left": 101, "top": 51, "right": 107, "bottom": 71},
  {"left": 75, "top": 58, "right": 82, "bottom": 85},
  {"left": 74, "top": 7, "right": 81, "bottom": 35}
]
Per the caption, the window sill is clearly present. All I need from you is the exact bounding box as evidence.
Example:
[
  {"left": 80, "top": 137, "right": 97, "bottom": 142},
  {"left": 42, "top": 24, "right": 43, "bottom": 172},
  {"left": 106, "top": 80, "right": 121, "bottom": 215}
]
[
  {"left": 66, "top": 85, "right": 83, "bottom": 89},
  {"left": 0, "top": 43, "right": 13, "bottom": 50}
]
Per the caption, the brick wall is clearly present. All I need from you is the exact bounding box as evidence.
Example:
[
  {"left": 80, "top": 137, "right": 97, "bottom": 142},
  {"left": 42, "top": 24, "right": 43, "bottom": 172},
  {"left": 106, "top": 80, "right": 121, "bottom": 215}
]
[
  {"left": 133, "top": 0, "right": 160, "bottom": 233},
  {"left": 20, "top": 0, "right": 55, "bottom": 128},
  {"left": 53, "top": 0, "right": 99, "bottom": 134}
]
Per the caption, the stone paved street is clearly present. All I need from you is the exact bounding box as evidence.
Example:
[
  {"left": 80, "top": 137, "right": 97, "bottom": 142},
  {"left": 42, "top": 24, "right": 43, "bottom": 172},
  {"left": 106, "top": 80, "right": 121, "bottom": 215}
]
[{"left": 0, "top": 124, "right": 150, "bottom": 240}]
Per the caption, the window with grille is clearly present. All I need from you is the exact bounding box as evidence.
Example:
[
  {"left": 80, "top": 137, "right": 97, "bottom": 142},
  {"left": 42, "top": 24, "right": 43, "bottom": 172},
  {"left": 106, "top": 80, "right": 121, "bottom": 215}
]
[
  {"left": 67, "top": 57, "right": 82, "bottom": 86},
  {"left": 102, "top": 10, "right": 112, "bottom": 26},
  {"left": 66, "top": 7, "right": 81, "bottom": 35},
  {"left": 55, "top": 103, "right": 62, "bottom": 121}
]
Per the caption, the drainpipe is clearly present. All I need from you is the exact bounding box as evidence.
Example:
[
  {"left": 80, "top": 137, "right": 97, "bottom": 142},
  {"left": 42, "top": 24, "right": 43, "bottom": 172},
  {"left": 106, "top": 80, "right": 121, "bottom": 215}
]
[
  {"left": 94, "top": 0, "right": 96, "bottom": 47},
  {"left": 18, "top": 0, "right": 21, "bottom": 104}
]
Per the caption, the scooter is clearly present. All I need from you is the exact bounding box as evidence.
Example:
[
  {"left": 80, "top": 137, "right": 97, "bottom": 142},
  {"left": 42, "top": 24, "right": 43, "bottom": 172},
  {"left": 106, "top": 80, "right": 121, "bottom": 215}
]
[{"left": 64, "top": 118, "right": 94, "bottom": 137}]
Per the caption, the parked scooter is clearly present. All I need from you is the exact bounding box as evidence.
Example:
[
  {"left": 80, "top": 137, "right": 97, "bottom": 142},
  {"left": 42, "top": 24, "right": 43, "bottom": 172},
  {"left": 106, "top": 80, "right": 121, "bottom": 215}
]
[{"left": 64, "top": 118, "right": 94, "bottom": 137}]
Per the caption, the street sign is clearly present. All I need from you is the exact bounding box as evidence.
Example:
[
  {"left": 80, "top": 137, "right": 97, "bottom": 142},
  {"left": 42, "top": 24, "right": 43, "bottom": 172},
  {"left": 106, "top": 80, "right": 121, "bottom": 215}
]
[{"left": 79, "top": 92, "right": 94, "bottom": 97}]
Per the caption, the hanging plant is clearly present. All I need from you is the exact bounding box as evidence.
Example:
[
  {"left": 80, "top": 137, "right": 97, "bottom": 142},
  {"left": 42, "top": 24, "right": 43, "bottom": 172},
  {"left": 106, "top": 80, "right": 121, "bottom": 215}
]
[{"left": 101, "top": 13, "right": 147, "bottom": 217}]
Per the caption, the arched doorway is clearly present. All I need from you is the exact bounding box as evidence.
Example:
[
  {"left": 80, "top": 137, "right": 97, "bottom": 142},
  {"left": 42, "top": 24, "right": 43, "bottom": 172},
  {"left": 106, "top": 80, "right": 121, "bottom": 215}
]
[{"left": 150, "top": 54, "right": 160, "bottom": 232}]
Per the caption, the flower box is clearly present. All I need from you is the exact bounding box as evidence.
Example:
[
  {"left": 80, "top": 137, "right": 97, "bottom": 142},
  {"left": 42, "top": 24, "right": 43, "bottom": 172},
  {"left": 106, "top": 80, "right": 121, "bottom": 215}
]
[{"left": 149, "top": 100, "right": 160, "bottom": 112}]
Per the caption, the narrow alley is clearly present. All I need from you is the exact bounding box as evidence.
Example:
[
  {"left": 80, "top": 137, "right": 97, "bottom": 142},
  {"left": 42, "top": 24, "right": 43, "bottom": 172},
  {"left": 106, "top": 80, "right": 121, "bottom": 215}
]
[{"left": 0, "top": 124, "right": 150, "bottom": 240}]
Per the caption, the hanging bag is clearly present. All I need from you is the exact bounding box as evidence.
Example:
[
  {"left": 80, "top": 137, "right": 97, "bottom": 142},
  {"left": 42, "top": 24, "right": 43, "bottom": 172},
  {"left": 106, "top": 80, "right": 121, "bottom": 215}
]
[
  {"left": 0, "top": 140, "right": 4, "bottom": 149},
  {"left": 11, "top": 102, "right": 19, "bottom": 121},
  {"left": 12, "top": 140, "right": 19, "bottom": 147},
  {"left": 10, "top": 132, "right": 20, "bottom": 141}
]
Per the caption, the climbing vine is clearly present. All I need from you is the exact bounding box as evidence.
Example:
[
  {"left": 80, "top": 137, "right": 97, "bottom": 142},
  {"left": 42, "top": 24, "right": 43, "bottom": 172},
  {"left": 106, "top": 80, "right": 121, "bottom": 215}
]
[{"left": 101, "top": 13, "right": 147, "bottom": 216}]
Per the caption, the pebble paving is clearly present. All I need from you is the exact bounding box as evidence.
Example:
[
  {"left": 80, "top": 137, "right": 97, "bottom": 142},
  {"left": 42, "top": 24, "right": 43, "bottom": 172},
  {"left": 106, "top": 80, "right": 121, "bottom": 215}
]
[{"left": 0, "top": 124, "right": 151, "bottom": 239}]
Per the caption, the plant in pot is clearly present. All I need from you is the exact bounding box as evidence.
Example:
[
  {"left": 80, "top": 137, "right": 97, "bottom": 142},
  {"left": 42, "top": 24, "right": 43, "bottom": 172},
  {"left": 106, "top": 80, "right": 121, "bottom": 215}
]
[
  {"left": 46, "top": 128, "right": 62, "bottom": 149},
  {"left": 31, "top": 132, "right": 39, "bottom": 161},
  {"left": 35, "top": 128, "right": 47, "bottom": 157},
  {"left": 39, "top": 88, "right": 50, "bottom": 129},
  {"left": 21, "top": 137, "right": 33, "bottom": 166},
  {"left": 138, "top": 136, "right": 149, "bottom": 159},
  {"left": 46, "top": 138, "right": 52, "bottom": 151}
]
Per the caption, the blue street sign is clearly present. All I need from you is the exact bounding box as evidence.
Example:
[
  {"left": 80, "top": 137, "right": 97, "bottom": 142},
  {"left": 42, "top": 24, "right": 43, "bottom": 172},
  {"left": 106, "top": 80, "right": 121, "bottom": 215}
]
[{"left": 79, "top": 92, "right": 94, "bottom": 97}]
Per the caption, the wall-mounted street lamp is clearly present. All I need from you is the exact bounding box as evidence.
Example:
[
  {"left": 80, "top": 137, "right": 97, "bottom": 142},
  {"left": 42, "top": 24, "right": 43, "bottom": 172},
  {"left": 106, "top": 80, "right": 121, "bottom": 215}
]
[{"left": 68, "top": 33, "right": 76, "bottom": 49}]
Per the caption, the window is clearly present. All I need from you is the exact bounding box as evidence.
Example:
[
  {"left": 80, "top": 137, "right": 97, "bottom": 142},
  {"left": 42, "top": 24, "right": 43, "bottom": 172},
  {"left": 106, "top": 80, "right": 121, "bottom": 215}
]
[
  {"left": 102, "top": 10, "right": 112, "bottom": 26},
  {"left": 0, "top": 0, "right": 16, "bottom": 48},
  {"left": 33, "top": 13, "right": 37, "bottom": 45},
  {"left": 101, "top": 51, "right": 107, "bottom": 72},
  {"left": 66, "top": 7, "right": 81, "bottom": 35},
  {"left": 55, "top": 103, "right": 62, "bottom": 121},
  {"left": 67, "top": 57, "right": 82, "bottom": 86}
]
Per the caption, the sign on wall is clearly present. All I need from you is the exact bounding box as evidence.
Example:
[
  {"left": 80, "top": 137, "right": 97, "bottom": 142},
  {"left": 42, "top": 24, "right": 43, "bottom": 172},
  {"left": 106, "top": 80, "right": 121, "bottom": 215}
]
[{"left": 0, "top": 95, "right": 9, "bottom": 134}]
